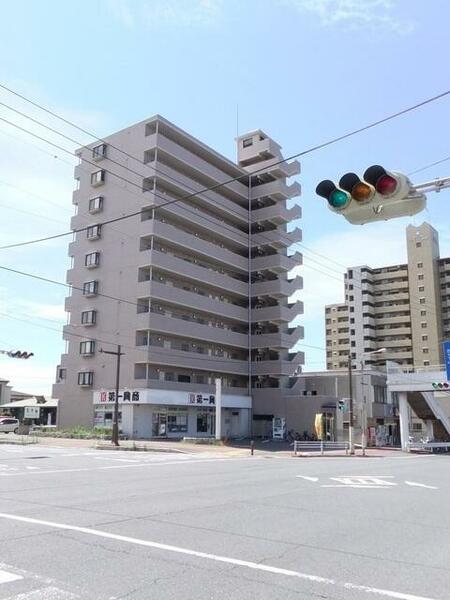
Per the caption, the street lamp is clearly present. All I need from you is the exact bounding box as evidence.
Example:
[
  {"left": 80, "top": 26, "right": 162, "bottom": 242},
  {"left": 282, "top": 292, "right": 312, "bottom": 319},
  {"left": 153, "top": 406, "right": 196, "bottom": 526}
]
[{"left": 348, "top": 348, "right": 386, "bottom": 456}]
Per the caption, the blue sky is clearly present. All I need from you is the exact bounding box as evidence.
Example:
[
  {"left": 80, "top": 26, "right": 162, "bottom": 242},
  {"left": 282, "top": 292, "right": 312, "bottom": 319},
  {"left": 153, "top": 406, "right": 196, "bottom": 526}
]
[{"left": 0, "top": 0, "right": 449, "bottom": 394}]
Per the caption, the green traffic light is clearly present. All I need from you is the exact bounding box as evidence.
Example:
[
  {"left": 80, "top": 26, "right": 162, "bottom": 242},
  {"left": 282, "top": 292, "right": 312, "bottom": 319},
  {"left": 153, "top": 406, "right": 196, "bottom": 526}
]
[{"left": 329, "top": 189, "right": 349, "bottom": 209}]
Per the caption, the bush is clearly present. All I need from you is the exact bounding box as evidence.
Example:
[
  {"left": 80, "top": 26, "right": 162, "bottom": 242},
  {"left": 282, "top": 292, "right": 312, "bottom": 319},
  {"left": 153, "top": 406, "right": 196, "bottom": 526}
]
[{"left": 34, "top": 427, "right": 113, "bottom": 439}]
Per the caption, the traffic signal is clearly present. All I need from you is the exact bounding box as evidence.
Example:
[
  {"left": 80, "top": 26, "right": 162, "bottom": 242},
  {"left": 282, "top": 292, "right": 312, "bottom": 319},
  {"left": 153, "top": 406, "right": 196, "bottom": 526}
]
[
  {"left": 316, "top": 165, "right": 426, "bottom": 225},
  {"left": 432, "top": 382, "right": 449, "bottom": 390},
  {"left": 0, "top": 350, "right": 34, "bottom": 359},
  {"left": 337, "top": 399, "right": 345, "bottom": 411}
]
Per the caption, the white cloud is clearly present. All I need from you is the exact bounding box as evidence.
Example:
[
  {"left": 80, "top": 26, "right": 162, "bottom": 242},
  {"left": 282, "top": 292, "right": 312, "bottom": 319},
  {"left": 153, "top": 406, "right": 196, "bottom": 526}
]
[
  {"left": 283, "top": 0, "right": 415, "bottom": 34},
  {"left": 106, "top": 0, "right": 224, "bottom": 28}
]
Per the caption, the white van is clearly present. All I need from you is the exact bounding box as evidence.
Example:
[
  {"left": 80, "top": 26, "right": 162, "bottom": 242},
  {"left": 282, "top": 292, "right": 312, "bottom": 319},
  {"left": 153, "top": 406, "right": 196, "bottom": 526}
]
[{"left": 0, "top": 417, "right": 19, "bottom": 434}]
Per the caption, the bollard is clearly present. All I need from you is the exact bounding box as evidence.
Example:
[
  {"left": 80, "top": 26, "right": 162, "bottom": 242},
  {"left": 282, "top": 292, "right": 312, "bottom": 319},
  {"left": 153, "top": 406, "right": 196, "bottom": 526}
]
[{"left": 251, "top": 440, "right": 255, "bottom": 456}]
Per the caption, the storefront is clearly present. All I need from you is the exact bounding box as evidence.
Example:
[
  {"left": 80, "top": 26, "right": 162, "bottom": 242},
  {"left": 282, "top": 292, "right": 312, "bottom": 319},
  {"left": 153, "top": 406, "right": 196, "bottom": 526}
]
[{"left": 92, "top": 388, "right": 251, "bottom": 439}]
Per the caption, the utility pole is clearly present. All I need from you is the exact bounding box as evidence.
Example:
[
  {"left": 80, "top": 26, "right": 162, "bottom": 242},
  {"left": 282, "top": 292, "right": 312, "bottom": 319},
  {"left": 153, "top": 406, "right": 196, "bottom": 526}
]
[
  {"left": 347, "top": 352, "right": 355, "bottom": 455},
  {"left": 100, "top": 345, "right": 124, "bottom": 446}
]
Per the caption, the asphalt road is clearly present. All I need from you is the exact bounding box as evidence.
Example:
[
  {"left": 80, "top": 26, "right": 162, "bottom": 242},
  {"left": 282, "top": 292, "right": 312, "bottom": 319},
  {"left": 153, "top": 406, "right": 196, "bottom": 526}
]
[{"left": 0, "top": 443, "right": 448, "bottom": 599}]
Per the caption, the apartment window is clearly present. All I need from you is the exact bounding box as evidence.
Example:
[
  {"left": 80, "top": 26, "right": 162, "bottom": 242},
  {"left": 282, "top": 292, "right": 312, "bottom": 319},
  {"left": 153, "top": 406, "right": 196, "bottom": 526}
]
[
  {"left": 418, "top": 286, "right": 424, "bottom": 292},
  {"left": 178, "top": 374, "right": 191, "bottom": 383},
  {"left": 242, "top": 137, "right": 253, "bottom": 148},
  {"left": 422, "top": 348, "right": 429, "bottom": 354},
  {"left": 416, "top": 242, "right": 422, "bottom": 248},
  {"left": 77, "top": 371, "right": 93, "bottom": 386},
  {"left": 418, "top": 274, "right": 424, "bottom": 281},
  {"left": 81, "top": 310, "right": 96, "bottom": 325},
  {"left": 90, "top": 170, "right": 105, "bottom": 186},
  {"left": 89, "top": 196, "right": 103, "bottom": 213},
  {"left": 421, "top": 322, "right": 427, "bottom": 329},
  {"left": 423, "top": 360, "right": 430, "bottom": 366},
  {"left": 80, "top": 341, "right": 95, "bottom": 355},
  {"left": 417, "top": 262, "right": 423, "bottom": 268},
  {"left": 422, "top": 335, "right": 428, "bottom": 341},
  {"left": 57, "top": 367, "right": 66, "bottom": 380},
  {"left": 92, "top": 143, "right": 107, "bottom": 160},
  {"left": 420, "top": 310, "right": 426, "bottom": 316},
  {"left": 419, "top": 298, "right": 426, "bottom": 304},
  {"left": 83, "top": 281, "right": 98, "bottom": 296},
  {"left": 85, "top": 252, "right": 100, "bottom": 268},
  {"left": 86, "top": 225, "right": 101, "bottom": 240}
]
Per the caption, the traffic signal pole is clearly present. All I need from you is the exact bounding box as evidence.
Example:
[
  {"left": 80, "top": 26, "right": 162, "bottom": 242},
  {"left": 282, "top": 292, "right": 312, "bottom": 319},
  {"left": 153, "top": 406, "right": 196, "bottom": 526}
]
[
  {"left": 99, "top": 345, "right": 124, "bottom": 447},
  {"left": 347, "top": 352, "right": 355, "bottom": 455}
]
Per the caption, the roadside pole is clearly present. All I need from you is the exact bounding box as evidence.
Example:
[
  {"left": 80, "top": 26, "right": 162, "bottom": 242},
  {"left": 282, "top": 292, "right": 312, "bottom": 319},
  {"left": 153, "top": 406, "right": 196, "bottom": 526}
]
[
  {"left": 347, "top": 352, "right": 355, "bottom": 455},
  {"left": 100, "top": 345, "right": 124, "bottom": 447},
  {"left": 215, "top": 378, "right": 222, "bottom": 441}
]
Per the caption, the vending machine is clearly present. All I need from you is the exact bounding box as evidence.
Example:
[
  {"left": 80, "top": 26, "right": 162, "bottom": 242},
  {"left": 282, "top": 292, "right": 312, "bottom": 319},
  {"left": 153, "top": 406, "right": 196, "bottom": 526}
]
[{"left": 272, "top": 417, "right": 286, "bottom": 440}]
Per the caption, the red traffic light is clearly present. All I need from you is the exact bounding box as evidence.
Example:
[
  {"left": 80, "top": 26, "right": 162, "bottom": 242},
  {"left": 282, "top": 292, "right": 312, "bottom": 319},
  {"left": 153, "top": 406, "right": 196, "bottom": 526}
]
[{"left": 363, "top": 165, "right": 398, "bottom": 196}]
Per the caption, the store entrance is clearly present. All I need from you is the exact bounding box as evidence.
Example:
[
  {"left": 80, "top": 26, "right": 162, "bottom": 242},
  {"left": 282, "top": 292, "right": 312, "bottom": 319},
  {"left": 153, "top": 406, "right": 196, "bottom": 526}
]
[
  {"left": 152, "top": 411, "right": 167, "bottom": 437},
  {"left": 197, "top": 408, "right": 215, "bottom": 437}
]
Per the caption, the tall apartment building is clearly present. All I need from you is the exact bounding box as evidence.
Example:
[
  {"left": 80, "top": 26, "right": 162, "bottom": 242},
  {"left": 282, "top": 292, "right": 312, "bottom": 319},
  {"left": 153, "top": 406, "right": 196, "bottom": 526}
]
[
  {"left": 53, "top": 115, "right": 303, "bottom": 437},
  {"left": 326, "top": 222, "right": 450, "bottom": 370}
]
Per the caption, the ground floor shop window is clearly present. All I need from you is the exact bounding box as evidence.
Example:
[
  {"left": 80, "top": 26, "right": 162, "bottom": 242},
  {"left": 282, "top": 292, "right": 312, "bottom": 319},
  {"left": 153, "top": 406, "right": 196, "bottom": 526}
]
[
  {"left": 94, "top": 406, "right": 121, "bottom": 428},
  {"left": 167, "top": 408, "right": 188, "bottom": 433},
  {"left": 197, "top": 408, "right": 215, "bottom": 435}
]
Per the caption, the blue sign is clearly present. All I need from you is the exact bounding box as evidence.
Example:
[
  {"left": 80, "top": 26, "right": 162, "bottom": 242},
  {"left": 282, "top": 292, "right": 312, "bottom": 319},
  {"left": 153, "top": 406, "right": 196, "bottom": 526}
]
[{"left": 444, "top": 341, "right": 450, "bottom": 382}]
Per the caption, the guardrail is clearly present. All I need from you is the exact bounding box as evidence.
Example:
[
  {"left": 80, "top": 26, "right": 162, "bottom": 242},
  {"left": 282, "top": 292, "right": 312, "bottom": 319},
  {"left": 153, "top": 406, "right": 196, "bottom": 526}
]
[
  {"left": 293, "top": 440, "right": 349, "bottom": 456},
  {"left": 407, "top": 441, "right": 450, "bottom": 453}
]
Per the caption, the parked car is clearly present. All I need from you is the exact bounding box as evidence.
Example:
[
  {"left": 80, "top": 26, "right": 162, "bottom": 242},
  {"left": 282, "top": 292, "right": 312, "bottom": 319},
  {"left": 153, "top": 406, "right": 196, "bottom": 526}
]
[{"left": 0, "top": 417, "right": 19, "bottom": 434}]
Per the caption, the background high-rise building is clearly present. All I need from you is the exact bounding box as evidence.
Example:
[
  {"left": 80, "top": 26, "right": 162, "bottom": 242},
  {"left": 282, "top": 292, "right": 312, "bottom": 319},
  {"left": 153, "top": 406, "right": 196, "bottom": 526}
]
[
  {"left": 53, "top": 116, "right": 303, "bottom": 437},
  {"left": 325, "top": 222, "right": 450, "bottom": 370}
]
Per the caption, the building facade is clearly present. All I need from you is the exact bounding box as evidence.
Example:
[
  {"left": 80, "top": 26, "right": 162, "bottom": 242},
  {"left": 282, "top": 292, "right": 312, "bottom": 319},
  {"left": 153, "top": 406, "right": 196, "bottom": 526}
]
[
  {"left": 326, "top": 222, "right": 450, "bottom": 371},
  {"left": 53, "top": 116, "right": 303, "bottom": 437}
]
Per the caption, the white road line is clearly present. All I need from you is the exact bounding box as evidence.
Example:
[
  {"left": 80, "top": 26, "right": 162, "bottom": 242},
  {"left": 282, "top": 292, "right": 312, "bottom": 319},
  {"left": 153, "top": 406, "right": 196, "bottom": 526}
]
[
  {"left": 296, "top": 476, "right": 319, "bottom": 482},
  {"left": 0, "top": 569, "right": 22, "bottom": 584},
  {"left": 0, "top": 456, "right": 256, "bottom": 476},
  {"left": 405, "top": 481, "right": 438, "bottom": 490},
  {"left": 0, "top": 512, "right": 438, "bottom": 600},
  {"left": 3, "top": 586, "right": 79, "bottom": 599}
]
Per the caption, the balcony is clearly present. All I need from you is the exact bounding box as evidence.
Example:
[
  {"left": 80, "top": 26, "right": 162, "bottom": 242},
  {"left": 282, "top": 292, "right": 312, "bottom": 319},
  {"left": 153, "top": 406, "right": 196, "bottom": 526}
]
[
  {"left": 140, "top": 220, "right": 248, "bottom": 272},
  {"left": 138, "top": 346, "right": 248, "bottom": 375},
  {"left": 155, "top": 201, "right": 248, "bottom": 249},
  {"left": 251, "top": 252, "right": 302, "bottom": 274},
  {"left": 251, "top": 203, "right": 301, "bottom": 225},
  {"left": 136, "top": 377, "right": 249, "bottom": 398},
  {"left": 147, "top": 249, "right": 248, "bottom": 297},
  {"left": 252, "top": 352, "right": 304, "bottom": 376},
  {"left": 251, "top": 180, "right": 301, "bottom": 201},
  {"left": 137, "top": 281, "right": 248, "bottom": 322},
  {"left": 149, "top": 162, "right": 248, "bottom": 223},
  {"left": 252, "top": 275, "right": 303, "bottom": 298},
  {"left": 252, "top": 300, "right": 303, "bottom": 323},
  {"left": 252, "top": 325, "right": 304, "bottom": 350},
  {"left": 239, "top": 136, "right": 282, "bottom": 166},
  {"left": 146, "top": 132, "right": 249, "bottom": 201},
  {"left": 244, "top": 157, "right": 300, "bottom": 179},
  {"left": 136, "top": 313, "right": 248, "bottom": 348},
  {"left": 251, "top": 226, "right": 302, "bottom": 248}
]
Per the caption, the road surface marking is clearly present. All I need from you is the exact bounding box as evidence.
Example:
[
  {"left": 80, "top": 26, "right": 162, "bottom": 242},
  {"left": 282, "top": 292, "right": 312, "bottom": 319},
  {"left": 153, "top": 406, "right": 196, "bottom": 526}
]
[
  {"left": 0, "top": 569, "right": 22, "bottom": 584},
  {"left": 0, "top": 456, "right": 257, "bottom": 476},
  {"left": 405, "top": 481, "right": 438, "bottom": 490},
  {"left": 3, "top": 587, "right": 79, "bottom": 598},
  {"left": 296, "top": 476, "right": 319, "bottom": 482},
  {"left": 0, "top": 512, "right": 438, "bottom": 600}
]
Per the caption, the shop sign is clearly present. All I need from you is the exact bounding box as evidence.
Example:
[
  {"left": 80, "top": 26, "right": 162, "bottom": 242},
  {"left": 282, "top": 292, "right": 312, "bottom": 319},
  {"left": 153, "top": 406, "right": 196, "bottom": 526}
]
[
  {"left": 24, "top": 406, "right": 40, "bottom": 419},
  {"left": 188, "top": 393, "right": 215, "bottom": 406},
  {"left": 98, "top": 390, "right": 141, "bottom": 404}
]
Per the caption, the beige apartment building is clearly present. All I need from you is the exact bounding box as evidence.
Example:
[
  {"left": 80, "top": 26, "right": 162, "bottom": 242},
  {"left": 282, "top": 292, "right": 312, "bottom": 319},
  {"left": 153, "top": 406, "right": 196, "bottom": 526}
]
[
  {"left": 52, "top": 115, "right": 303, "bottom": 437},
  {"left": 326, "top": 222, "right": 450, "bottom": 371}
]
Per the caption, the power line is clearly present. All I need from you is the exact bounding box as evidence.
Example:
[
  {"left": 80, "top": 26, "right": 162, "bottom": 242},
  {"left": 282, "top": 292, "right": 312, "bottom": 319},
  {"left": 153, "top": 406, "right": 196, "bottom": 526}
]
[
  {"left": 408, "top": 156, "right": 450, "bottom": 176},
  {"left": 0, "top": 87, "right": 449, "bottom": 250}
]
